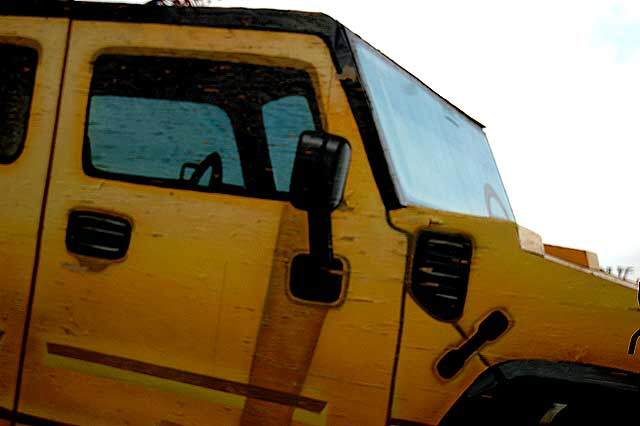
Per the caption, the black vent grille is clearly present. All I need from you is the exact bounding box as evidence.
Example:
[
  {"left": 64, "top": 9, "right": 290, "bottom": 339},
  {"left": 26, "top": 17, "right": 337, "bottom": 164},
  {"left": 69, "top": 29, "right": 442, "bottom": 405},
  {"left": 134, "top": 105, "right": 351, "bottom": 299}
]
[
  {"left": 66, "top": 211, "right": 132, "bottom": 260},
  {"left": 410, "top": 231, "right": 472, "bottom": 322}
]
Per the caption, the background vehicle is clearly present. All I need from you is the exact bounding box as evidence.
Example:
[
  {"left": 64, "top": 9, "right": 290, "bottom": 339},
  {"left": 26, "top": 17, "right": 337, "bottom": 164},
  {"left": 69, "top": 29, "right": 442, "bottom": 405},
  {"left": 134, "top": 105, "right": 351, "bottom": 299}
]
[{"left": 1, "top": 1, "right": 638, "bottom": 425}]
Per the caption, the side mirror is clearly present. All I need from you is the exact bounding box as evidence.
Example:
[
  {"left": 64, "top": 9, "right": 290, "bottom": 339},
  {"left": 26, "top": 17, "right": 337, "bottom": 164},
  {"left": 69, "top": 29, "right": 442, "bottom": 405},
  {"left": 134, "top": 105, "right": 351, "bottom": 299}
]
[{"left": 290, "top": 131, "right": 351, "bottom": 266}]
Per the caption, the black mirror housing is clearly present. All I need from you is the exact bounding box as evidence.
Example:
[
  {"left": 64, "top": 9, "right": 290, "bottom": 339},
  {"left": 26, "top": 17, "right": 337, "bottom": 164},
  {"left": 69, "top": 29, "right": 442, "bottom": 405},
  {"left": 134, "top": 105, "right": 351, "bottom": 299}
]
[
  {"left": 290, "top": 131, "right": 351, "bottom": 212},
  {"left": 289, "top": 131, "right": 351, "bottom": 303}
]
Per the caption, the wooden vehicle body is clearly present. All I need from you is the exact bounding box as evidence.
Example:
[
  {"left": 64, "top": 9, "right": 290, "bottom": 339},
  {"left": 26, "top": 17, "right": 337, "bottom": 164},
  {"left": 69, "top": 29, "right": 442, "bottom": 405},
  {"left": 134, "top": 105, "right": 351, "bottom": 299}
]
[{"left": 0, "top": 2, "right": 638, "bottom": 425}]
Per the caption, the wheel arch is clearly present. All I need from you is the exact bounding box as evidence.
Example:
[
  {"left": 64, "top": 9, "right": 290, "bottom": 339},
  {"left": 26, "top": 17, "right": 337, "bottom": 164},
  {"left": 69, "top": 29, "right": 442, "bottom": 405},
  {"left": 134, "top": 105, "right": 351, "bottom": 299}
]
[{"left": 440, "top": 360, "right": 640, "bottom": 425}]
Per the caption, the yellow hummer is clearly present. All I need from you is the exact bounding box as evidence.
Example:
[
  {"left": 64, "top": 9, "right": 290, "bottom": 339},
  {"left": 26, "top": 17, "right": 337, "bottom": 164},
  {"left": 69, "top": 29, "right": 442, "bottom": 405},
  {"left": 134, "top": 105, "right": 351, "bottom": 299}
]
[{"left": 1, "top": 1, "right": 638, "bottom": 425}]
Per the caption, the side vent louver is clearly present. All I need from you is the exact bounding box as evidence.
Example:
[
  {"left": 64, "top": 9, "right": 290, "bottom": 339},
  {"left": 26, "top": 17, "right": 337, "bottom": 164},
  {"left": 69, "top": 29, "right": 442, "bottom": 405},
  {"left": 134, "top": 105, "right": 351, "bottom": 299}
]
[{"left": 410, "top": 231, "right": 472, "bottom": 322}]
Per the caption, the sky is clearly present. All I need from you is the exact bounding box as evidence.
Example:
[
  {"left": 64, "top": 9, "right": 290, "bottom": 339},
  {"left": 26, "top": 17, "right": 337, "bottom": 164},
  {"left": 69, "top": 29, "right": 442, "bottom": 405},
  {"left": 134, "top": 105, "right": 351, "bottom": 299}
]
[{"left": 89, "top": 0, "right": 640, "bottom": 280}]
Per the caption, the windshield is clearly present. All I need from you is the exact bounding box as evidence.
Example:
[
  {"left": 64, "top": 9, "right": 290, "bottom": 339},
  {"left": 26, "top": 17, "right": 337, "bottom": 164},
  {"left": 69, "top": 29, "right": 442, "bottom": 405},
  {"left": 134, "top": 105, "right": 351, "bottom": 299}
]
[{"left": 351, "top": 36, "right": 514, "bottom": 221}]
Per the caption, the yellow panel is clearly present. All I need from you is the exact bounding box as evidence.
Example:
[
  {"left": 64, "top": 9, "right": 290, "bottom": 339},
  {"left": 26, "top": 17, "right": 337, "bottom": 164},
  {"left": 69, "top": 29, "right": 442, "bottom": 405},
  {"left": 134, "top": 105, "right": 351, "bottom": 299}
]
[
  {"left": 19, "top": 20, "right": 407, "bottom": 426},
  {"left": 0, "top": 16, "right": 68, "bottom": 410},
  {"left": 299, "top": 63, "right": 407, "bottom": 425},
  {"left": 390, "top": 207, "right": 639, "bottom": 424},
  {"left": 390, "top": 297, "right": 488, "bottom": 425}
]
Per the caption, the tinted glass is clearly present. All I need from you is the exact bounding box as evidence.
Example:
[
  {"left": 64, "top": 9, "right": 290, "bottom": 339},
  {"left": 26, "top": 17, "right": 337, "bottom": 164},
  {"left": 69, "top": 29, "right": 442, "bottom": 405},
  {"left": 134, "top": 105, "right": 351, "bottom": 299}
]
[
  {"left": 89, "top": 96, "right": 244, "bottom": 187},
  {"left": 86, "top": 55, "right": 321, "bottom": 199},
  {"left": 352, "top": 38, "right": 514, "bottom": 221},
  {"left": 0, "top": 44, "right": 38, "bottom": 164},
  {"left": 263, "top": 95, "right": 316, "bottom": 192}
]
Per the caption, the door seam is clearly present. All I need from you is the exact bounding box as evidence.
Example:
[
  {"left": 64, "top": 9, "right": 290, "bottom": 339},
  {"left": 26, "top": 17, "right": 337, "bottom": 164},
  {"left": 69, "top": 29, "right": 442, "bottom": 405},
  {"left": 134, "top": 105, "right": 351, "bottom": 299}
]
[
  {"left": 11, "top": 16, "right": 74, "bottom": 423},
  {"left": 384, "top": 210, "right": 411, "bottom": 426}
]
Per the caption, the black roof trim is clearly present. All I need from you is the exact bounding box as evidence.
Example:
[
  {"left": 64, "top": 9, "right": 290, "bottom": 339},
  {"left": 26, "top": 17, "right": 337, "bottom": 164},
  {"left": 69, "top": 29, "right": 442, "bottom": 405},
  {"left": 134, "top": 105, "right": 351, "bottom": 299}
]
[
  {"left": 0, "top": 0, "right": 69, "bottom": 18},
  {"left": 0, "top": 1, "right": 350, "bottom": 79},
  {"left": 72, "top": 3, "right": 338, "bottom": 40}
]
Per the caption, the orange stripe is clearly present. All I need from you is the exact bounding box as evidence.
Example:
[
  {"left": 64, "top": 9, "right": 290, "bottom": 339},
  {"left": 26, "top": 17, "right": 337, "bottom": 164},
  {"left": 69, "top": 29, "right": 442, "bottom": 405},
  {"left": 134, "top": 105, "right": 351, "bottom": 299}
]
[
  {"left": 241, "top": 205, "right": 330, "bottom": 426},
  {"left": 46, "top": 343, "right": 327, "bottom": 412}
]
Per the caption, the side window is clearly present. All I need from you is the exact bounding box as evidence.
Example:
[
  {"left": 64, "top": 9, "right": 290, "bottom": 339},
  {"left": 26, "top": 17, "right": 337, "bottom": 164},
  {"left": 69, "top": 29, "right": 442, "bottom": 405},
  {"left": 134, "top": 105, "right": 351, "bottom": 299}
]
[
  {"left": 263, "top": 95, "right": 316, "bottom": 192},
  {"left": 85, "top": 55, "right": 321, "bottom": 200},
  {"left": 0, "top": 44, "right": 38, "bottom": 164},
  {"left": 88, "top": 96, "right": 244, "bottom": 187}
]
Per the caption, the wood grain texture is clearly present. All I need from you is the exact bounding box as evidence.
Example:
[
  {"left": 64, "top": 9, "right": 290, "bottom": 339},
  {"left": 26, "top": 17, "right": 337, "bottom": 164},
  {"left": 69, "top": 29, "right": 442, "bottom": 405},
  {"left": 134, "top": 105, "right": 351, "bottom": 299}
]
[
  {"left": 0, "top": 405, "right": 77, "bottom": 425},
  {"left": 0, "top": 15, "right": 69, "bottom": 411},
  {"left": 18, "top": 23, "right": 334, "bottom": 426},
  {"left": 390, "top": 207, "right": 639, "bottom": 425},
  {"left": 17, "top": 20, "right": 407, "bottom": 425},
  {"left": 241, "top": 204, "right": 328, "bottom": 426},
  {"left": 47, "top": 342, "right": 327, "bottom": 413}
]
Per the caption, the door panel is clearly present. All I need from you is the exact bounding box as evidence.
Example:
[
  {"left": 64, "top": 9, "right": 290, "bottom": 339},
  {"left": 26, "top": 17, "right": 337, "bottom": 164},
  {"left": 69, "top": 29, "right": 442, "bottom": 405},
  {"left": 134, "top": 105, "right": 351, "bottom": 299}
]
[
  {"left": 0, "top": 16, "right": 68, "bottom": 415},
  {"left": 19, "top": 20, "right": 406, "bottom": 426}
]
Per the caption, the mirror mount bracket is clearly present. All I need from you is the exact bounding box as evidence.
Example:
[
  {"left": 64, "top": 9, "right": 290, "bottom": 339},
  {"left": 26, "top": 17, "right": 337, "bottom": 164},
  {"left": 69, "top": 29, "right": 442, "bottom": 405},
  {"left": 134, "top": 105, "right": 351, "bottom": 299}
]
[{"left": 307, "top": 209, "right": 334, "bottom": 267}]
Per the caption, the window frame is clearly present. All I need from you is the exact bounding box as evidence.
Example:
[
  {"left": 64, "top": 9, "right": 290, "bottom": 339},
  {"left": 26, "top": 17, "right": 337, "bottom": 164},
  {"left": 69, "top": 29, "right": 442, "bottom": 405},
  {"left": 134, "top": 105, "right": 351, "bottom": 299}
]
[
  {"left": 82, "top": 52, "right": 323, "bottom": 201},
  {"left": 0, "top": 42, "right": 38, "bottom": 165}
]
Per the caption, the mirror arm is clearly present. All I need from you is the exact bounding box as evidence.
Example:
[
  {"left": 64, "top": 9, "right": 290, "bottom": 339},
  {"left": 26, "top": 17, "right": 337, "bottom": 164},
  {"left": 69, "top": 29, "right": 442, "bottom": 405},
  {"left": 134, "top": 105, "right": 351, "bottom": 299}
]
[{"left": 307, "top": 210, "right": 334, "bottom": 267}]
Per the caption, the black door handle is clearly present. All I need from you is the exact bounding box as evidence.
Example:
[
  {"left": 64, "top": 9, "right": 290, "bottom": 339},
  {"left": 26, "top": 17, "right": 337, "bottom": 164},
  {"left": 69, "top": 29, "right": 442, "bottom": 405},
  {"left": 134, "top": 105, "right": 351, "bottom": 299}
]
[{"left": 66, "top": 210, "right": 132, "bottom": 260}]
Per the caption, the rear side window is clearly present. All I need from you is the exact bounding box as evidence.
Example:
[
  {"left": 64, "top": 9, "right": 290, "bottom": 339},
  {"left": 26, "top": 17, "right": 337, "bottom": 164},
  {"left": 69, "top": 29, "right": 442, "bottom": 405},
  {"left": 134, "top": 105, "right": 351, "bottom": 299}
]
[
  {"left": 85, "top": 55, "right": 321, "bottom": 200},
  {"left": 0, "top": 44, "right": 38, "bottom": 164}
]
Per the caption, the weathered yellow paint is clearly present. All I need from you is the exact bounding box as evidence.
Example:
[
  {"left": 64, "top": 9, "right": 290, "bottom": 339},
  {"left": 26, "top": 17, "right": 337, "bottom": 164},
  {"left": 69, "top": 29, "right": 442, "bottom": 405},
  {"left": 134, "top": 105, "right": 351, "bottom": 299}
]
[
  {"left": 390, "top": 207, "right": 639, "bottom": 425},
  {"left": 292, "top": 406, "right": 328, "bottom": 426},
  {"left": 6, "top": 11, "right": 637, "bottom": 426},
  {"left": 391, "top": 295, "right": 488, "bottom": 424},
  {"left": 45, "top": 351, "right": 247, "bottom": 410},
  {"left": 0, "top": 15, "right": 68, "bottom": 412},
  {"left": 18, "top": 20, "right": 406, "bottom": 426}
]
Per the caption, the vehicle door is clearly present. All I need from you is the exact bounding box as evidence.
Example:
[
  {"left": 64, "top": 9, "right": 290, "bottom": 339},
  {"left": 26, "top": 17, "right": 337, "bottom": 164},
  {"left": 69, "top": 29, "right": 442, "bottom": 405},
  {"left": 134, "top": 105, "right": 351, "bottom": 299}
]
[
  {"left": 17, "top": 17, "right": 406, "bottom": 426},
  {"left": 0, "top": 11, "right": 68, "bottom": 423}
]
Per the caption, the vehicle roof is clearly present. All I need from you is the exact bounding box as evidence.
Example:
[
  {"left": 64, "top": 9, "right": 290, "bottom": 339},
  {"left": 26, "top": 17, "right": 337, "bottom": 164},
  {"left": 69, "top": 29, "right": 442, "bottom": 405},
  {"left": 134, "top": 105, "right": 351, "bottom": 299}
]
[
  {"left": 0, "top": 0, "right": 485, "bottom": 129},
  {"left": 0, "top": 1, "right": 340, "bottom": 40}
]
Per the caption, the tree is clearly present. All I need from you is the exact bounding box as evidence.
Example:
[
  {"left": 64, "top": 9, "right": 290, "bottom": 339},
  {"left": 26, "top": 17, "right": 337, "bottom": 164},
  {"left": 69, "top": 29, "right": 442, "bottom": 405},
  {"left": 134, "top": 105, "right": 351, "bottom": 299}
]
[{"left": 603, "top": 265, "right": 634, "bottom": 280}]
